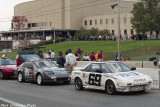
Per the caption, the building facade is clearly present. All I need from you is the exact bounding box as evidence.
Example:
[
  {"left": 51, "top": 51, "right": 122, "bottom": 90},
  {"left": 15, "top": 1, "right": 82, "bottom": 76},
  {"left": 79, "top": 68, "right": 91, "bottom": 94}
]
[{"left": 13, "top": 0, "right": 136, "bottom": 36}]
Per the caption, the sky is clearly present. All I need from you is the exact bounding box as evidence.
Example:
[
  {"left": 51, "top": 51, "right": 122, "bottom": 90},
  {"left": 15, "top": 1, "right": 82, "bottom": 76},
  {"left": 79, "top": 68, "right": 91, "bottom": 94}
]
[
  {"left": 0, "top": 0, "right": 140, "bottom": 31},
  {"left": 0, "top": 0, "right": 33, "bottom": 31}
]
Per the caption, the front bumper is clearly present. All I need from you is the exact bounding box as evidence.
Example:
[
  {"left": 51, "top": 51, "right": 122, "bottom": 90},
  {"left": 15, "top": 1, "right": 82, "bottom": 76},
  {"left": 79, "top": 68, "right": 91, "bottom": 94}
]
[
  {"left": 43, "top": 77, "right": 71, "bottom": 83},
  {"left": 116, "top": 85, "right": 150, "bottom": 92},
  {"left": 3, "top": 72, "right": 15, "bottom": 77}
]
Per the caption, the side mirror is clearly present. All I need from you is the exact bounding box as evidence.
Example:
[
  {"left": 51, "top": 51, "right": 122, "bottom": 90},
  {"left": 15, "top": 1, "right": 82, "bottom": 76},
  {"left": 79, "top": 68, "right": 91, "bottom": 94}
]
[
  {"left": 130, "top": 67, "right": 136, "bottom": 71},
  {"left": 95, "top": 69, "right": 103, "bottom": 73}
]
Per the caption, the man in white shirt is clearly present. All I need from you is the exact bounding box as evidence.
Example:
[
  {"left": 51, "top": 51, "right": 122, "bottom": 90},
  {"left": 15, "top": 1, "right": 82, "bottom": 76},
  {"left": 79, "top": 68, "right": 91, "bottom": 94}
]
[{"left": 65, "top": 49, "right": 76, "bottom": 72}]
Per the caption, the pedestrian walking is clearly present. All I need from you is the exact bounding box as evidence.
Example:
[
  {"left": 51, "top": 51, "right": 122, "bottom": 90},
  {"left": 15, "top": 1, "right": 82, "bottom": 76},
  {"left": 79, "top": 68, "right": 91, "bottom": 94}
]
[{"left": 98, "top": 50, "right": 103, "bottom": 62}]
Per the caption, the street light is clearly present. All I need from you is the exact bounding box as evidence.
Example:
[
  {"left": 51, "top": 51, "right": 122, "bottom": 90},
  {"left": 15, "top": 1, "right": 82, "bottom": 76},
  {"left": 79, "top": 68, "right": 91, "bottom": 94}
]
[{"left": 111, "top": 0, "right": 121, "bottom": 61}]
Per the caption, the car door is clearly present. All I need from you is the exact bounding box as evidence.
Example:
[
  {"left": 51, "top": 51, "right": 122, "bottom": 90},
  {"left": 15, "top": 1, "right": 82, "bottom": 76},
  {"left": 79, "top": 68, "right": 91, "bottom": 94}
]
[
  {"left": 24, "top": 62, "right": 34, "bottom": 79},
  {"left": 84, "top": 63, "right": 103, "bottom": 88}
]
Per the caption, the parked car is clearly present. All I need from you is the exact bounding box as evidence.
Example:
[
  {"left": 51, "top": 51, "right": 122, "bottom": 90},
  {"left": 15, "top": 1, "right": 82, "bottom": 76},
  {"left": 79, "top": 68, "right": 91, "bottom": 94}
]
[
  {"left": 0, "top": 59, "right": 17, "bottom": 79},
  {"left": 17, "top": 60, "right": 71, "bottom": 85},
  {"left": 71, "top": 62, "right": 152, "bottom": 95}
]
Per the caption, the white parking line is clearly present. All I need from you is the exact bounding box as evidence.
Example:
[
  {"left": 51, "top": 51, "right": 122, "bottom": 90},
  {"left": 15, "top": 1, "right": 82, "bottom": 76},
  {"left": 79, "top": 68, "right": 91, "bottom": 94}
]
[{"left": 0, "top": 97, "right": 26, "bottom": 107}]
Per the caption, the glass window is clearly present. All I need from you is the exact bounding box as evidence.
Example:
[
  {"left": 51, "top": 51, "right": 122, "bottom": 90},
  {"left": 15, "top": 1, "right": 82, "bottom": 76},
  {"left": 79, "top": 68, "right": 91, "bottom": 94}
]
[
  {"left": 124, "top": 29, "right": 127, "bottom": 35},
  {"left": 50, "top": 22, "right": 52, "bottom": 26},
  {"left": 111, "top": 18, "right": 114, "bottom": 24},
  {"left": 124, "top": 17, "right": 127, "bottom": 24},
  {"left": 95, "top": 20, "right": 97, "bottom": 25},
  {"left": 100, "top": 19, "right": 103, "bottom": 25},
  {"left": 0, "top": 60, "right": 16, "bottom": 65},
  {"left": 91, "top": 64, "right": 101, "bottom": 71},
  {"left": 110, "top": 63, "right": 131, "bottom": 72},
  {"left": 131, "top": 29, "right": 134, "bottom": 35},
  {"left": 34, "top": 60, "right": 56, "bottom": 68},
  {"left": 106, "top": 18, "right": 108, "bottom": 25},
  {"left": 85, "top": 20, "right": 87, "bottom": 26},
  {"left": 90, "top": 20, "right": 92, "bottom": 25}
]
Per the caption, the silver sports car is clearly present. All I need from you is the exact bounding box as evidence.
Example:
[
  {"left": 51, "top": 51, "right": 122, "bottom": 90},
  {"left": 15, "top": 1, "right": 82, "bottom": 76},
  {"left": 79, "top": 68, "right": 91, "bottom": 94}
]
[{"left": 17, "top": 60, "right": 71, "bottom": 85}]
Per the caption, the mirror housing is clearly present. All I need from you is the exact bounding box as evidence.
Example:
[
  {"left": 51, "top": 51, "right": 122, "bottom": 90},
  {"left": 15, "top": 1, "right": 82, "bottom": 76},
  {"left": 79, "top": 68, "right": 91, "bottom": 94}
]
[{"left": 130, "top": 67, "right": 136, "bottom": 71}]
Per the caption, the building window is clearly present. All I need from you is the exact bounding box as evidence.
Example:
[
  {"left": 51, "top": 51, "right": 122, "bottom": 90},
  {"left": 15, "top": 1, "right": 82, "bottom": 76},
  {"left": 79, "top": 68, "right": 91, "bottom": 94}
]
[
  {"left": 42, "top": 22, "right": 47, "bottom": 27},
  {"left": 112, "top": 30, "right": 115, "bottom": 35},
  {"left": 85, "top": 20, "right": 87, "bottom": 26},
  {"left": 124, "top": 17, "right": 127, "bottom": 24},
  {"left": 28, "top": 23, "right": 31, "bottom": 27},
  {"left": 100, "top": 19, "right": 103, "bottom": 25},
  {"left": 150, "top": 31, "right": 153, "bottom": 35},
  {"left": 50, "top": 22, "right": 52, "bottom": 26},
  {"left": 124, "top": 29, "right": 127, "bottom": 35},
  {"left": 111, "top": 18, "right": 114, "bottom": 24},
  {"left": 32, "top": 23, "right": 36, "bottom": 27},
  {"left": 90, "top": 20, "right": 92, "bottom": 25},
  {"left": 95, "top": 20, "right": 97, "bottom": 25},
  {"left": 131, "top": 29, "right": 134, "bottom": 35},
  {"left": 106, "top": 18, "right": 108, "bottom": 25}
]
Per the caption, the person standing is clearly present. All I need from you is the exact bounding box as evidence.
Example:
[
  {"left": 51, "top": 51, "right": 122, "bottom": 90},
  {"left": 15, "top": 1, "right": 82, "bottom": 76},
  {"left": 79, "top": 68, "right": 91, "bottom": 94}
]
[
  {"left": 95, "top": 52, "right": 99, "bottom": 62},
  {"left": 57, "top": 51, "right": 66, "bottom": 68},
  {"left": 48, "top": 50, "right": 55, "bottom": 61},
  {"left": 65, "top": 49, "right": 77, "bottom": 72},
  {"left": 98, "top": 50, "right": 103, "bottom": 62},
  {"left": 90, "top": 52, "right": 95, "bottom": 61},
  {"left": 38, "top": 51, "right": 44, "bottom": 59}
]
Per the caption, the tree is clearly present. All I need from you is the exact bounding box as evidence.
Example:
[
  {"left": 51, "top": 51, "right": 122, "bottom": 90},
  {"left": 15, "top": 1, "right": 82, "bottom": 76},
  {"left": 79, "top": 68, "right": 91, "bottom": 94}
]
[
  {"left": 131, "top": 0, "right": 160, "bottom": 39},
  {"left": 99, "top": 29, "right": 112, "bottom": 37}
]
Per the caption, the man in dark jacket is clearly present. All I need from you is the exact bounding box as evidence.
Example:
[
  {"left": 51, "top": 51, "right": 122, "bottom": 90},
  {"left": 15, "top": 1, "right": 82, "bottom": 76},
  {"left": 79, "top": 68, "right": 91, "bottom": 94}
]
[{"left": 57, "top": 51, "right": 66, "bottom": 68}]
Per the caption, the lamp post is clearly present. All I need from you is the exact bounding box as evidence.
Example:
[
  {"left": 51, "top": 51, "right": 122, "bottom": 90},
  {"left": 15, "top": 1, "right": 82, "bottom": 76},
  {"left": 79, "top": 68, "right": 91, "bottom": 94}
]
[{"left": 111, "top": 0, "right": 121, "bottom": 61}]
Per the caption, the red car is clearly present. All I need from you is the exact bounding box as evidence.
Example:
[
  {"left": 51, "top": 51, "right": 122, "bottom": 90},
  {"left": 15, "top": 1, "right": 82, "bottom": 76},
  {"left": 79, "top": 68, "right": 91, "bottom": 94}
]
[{"left": 0, "top": 59, "right": 17, "bottom": 79}]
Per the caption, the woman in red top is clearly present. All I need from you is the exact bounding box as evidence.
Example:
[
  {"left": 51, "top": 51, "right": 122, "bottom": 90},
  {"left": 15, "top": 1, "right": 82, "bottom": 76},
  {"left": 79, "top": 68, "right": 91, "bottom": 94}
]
[
  {"left": 98, "top": 51, "right": 103, "bottom": 62},
  {"left": 90, "top": 52, "right": 95, "bottom": 61}
]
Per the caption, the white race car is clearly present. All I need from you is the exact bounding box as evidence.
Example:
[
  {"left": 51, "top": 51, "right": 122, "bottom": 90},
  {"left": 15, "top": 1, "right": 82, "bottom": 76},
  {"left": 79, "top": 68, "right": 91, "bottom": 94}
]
[{"left": 71, "top": 62, "right": 152, "bottom": 95}]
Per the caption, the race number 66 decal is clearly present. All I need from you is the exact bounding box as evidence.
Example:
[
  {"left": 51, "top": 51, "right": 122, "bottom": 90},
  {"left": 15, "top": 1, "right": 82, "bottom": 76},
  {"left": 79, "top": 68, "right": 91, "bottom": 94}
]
[{"left": 89, "top": 74, "right": 102, "bottom": 86}]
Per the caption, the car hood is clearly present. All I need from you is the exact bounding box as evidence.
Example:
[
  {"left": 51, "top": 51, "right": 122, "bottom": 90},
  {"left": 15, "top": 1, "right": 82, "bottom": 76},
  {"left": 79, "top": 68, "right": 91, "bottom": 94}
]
[
  {"left": 40, "top": 67, "right": 69, "bottom": 74},
  {"left": 107, "top": 71, "right": 152, "bottom": 85},
  {"left": 0, "top": 65, "right": 17, "bottom": 70}
]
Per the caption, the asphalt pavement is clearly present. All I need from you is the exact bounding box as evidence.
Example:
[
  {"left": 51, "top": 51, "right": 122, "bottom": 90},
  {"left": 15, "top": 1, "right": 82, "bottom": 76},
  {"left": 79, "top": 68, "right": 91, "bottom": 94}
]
[{"left": 0, "top": 79, "right": 160, "bottom": 107}]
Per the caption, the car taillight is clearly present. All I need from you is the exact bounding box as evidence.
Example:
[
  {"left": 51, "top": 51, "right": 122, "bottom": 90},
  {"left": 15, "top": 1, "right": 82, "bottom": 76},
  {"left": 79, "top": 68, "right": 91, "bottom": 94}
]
[
  {"left": 148, "top": 81, "right": 152, "bottom": 84},
  {"left": 127, "top": 83, "right": 132, "bottom": 86}
]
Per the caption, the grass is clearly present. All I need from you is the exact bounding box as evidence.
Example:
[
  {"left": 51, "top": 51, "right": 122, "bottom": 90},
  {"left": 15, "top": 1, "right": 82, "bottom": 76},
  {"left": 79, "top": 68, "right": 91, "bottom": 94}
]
[{"left": 0, "top": 40, "right": 160, "bottom": 61}]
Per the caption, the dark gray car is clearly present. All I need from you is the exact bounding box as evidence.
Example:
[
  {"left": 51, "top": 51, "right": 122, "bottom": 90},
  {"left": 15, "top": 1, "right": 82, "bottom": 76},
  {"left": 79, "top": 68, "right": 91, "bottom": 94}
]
[{"left": 17, "top": 60, "right": 71, "bottom": 85}]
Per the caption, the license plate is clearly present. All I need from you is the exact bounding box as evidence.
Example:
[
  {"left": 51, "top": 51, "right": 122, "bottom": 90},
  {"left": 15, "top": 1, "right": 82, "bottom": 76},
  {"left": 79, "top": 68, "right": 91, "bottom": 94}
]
[{"left": 131, "top": 86, "right": 145, "bottom": 91}]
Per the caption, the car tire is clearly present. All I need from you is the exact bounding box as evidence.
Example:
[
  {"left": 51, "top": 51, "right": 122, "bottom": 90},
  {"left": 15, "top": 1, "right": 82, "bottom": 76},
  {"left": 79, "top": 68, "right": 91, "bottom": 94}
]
[
  {"left": 75, "top": 78, "right": 84, "bottom": 90},
  {"left": 106, "top": 81, "right": 117, "bottom": 95},
  {"left": 18, "top": 72, "right": 25, "bottom": 82},
  {"left": 0, "top": 70, "right": 3, "bottom": 80},
  {"left": 37, "top": 74, "right": 43, "bottom": 85}
]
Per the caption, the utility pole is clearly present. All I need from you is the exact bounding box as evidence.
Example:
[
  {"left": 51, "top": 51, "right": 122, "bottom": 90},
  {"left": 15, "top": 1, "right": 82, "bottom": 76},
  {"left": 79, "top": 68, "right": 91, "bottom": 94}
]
[
  {"left": 111, "top": 0, "right": 121, "bottom": 61},
  {"left": 117, "top": 0, "right": 121, "bottom": 61}
]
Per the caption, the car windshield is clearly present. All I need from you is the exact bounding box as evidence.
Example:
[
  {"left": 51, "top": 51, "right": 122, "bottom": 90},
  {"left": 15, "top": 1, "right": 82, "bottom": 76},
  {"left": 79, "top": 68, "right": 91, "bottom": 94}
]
[
  {"left": 34, "top": 60, "right": 57, "bottom": 68},
  {"left": 21, "top": 54, "right": 40, "bottom": 61},
  {"left": 108, "top": 63, "right": 131, "bottom": 72},
  {"left": 0, "top": 60, "right": 16, "bottom": 65}
]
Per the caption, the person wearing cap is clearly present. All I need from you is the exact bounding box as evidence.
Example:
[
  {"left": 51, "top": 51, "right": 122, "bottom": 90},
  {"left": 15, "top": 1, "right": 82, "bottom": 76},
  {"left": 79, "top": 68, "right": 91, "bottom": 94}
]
[
  {"left": 57, "top": 51, "right": 66, "bottom": 68},
  {"left": 65, "top": 49, "right": 77, "bottom": 72},
  {"left": 48, "top": 50, "right": 55, "bottom": 61}
]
